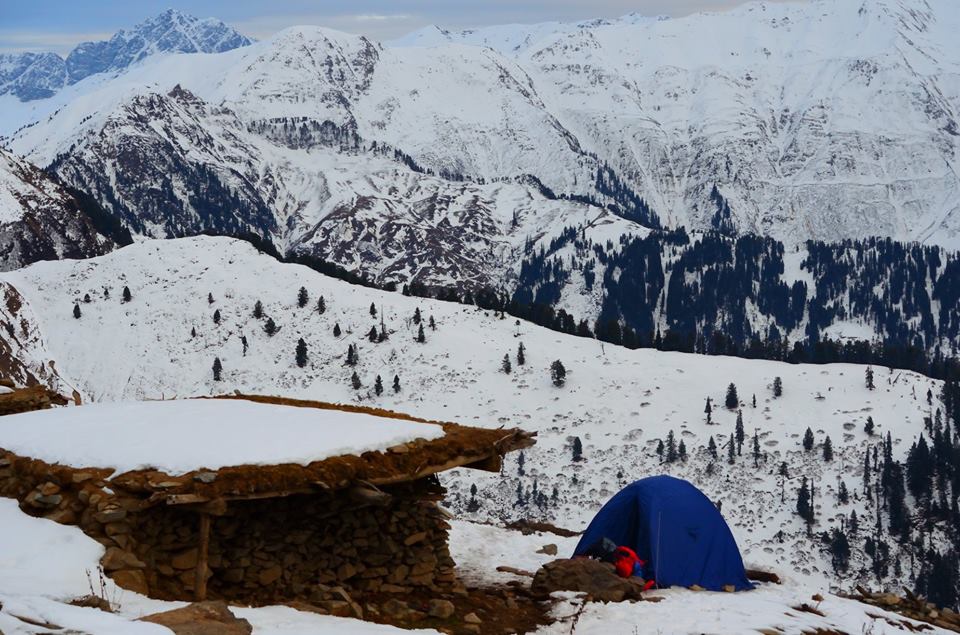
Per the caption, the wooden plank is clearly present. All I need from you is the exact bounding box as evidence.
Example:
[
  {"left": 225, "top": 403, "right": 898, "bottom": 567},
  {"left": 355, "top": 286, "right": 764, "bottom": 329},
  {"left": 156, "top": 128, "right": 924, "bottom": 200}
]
[{"left": 195, "top": 514, "right": 211, "bottom": 601}]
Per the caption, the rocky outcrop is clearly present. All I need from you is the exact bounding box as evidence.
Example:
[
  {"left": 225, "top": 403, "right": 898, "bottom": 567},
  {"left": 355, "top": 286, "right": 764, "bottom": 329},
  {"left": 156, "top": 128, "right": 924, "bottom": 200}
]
[{"left": 0, "top": 148, "right": 122, "bottom": 271}]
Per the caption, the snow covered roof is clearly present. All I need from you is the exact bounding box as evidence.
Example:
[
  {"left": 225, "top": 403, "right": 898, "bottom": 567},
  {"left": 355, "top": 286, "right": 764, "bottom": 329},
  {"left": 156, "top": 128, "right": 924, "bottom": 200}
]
[{"left": 0, "top": 396, "right": 534, "bottom": 502}]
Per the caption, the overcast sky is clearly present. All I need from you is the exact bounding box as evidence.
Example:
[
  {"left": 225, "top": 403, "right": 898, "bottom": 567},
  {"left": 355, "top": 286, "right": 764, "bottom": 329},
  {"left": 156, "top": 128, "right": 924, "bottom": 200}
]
[{"left": 0, "top": 0, "right": 805, "bottom": 55}]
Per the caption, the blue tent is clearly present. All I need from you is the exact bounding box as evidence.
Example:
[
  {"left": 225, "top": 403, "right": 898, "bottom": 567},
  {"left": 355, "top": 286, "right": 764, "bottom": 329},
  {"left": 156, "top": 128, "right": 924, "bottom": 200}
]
[{"left": 573, "top": 475, "right": 752, "bottom": 591}]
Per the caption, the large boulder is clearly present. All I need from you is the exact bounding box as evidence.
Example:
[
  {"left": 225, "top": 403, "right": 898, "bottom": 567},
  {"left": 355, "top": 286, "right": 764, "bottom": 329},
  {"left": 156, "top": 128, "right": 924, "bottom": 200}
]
[
  {"left": 139, "top": 601, "right": 252, "bottom": 635},
  {"left": 531, "top": 558, "right": 648, "bottom": 602}
]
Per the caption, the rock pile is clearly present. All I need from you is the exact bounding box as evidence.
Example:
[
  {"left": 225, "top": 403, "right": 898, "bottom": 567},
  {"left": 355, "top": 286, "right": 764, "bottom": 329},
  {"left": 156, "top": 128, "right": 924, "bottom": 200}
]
[
  {"left": 0, "top": 382, "right": 68, "bottom": 415},
  {"left": 850, "top": 587, "right": 960, "bottom": 633},
  {"left": 530, "top": 559, "right": 650, "bottom": 602}
]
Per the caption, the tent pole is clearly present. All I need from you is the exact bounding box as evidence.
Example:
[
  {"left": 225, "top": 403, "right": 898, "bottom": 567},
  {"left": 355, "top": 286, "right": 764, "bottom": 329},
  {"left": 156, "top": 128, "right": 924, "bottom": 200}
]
[{"left": 655, "top": 510, "right": 661, "bottom": 589}]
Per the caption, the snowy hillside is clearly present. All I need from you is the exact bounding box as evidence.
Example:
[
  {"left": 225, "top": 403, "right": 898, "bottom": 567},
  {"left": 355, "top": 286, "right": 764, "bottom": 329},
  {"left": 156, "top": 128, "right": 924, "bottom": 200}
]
[
  {"left": 4, "top": 0, "right": 959, "bottom": 252},
  {"left": 0, "top": 236, "right": 949, "bottom": 599}
]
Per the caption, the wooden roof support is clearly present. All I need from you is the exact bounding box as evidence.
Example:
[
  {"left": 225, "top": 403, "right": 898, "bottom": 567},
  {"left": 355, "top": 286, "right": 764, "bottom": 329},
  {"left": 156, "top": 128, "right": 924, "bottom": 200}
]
[{"left": 195, "top": 513, "right": 211, "bottom": 602}]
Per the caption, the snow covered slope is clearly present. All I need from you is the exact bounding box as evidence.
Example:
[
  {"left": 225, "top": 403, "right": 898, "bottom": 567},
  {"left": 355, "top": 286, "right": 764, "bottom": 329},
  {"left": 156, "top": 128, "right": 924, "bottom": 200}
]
[
  {"left": 0, "top": 236, "right": 946, "bottom": 597},
  {"left": 5, "top": 0, "right": 960, "bottom": 251}
]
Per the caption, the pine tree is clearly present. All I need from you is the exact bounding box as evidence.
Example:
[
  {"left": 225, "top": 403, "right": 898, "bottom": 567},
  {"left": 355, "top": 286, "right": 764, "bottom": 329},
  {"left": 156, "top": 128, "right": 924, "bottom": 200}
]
[
  {"left": 264, "top": 317, "right": 277, "bottom": 336},
  {"left": 752, "top": 430, "right": 761, "bottom": 467},
  {"left": 369, "top": 303, "right": 377, "bottom": 318},
  {"left": 838, "top": 480, "right": 849, "bottom": 504},
  {"left": 333, "top": 323, "right": 341, "bottom": 337},
  {"left": 656, "top": 439, "right": 664, "bottom": 459},
  {"left": 296, "top": 338, "right": 307, "bottom": 368},
  {"left": 830, "top": 528, "right": 851, "bottom": 572},
  {"left": 429, "top": 315, "right": 436, "bottom": 330},
  {"left": 705, "top": 397, "right": 713, "bottom": 416},
  {"left": 416, "top": 324, "right": 426, "bottom": 343},
  {"left": 517, "top": 342, "right": 525, "bottom": 366},
  {"left": 550, "top": 360, "right": 567, "bottom": 387},
  {"left": 708, "top": 435, "right": 718, "bottom": 459},
  {"left": 253, "top": 300, "right": 263, "bottom": 319},
  {"left": 409, "top": 308, "right": 420, "bottom": 325},
  {"left": 866, "top": 366, "right": 875, "bottom": 390},
  {"left": 823, "top": 435, "right": 833, "bottom": 462},
  {"left": 345, "top": 344, "right": 357, "bottom": 366},
  {"left": 213, "top": 309, "right": 221, "bottom": 324},
  {"left": 212, "top": 357, "right": 222, "bottom": 381},
  {"left": 374, "top": 375, "right": 383, "bottom": 396},
  {"left": 83, "top": 293, "right": 91, "bottom": 303},
  {"left": 351, "top": 372, "right": 361, "bottom": 390},
  {"left": 678, "top": 439, "right": 687, "bottom": 461},
  {"left": 727, "top": 433, "right": 735, "bottom": 464},
  {"left": 865, "top": 416, "right": 875, "bottom": 435},
  {"left": 103, "top": 287, "right": 110, "bottom": 299},
  {"left": 517, "top": 451, "right": 525, "bottom": 476},
  {"left": 208, "top": 292, "right": 214, "bottom": 304},
  {"left": 803, "top": 427, "right": 815, "bottom": 451},
  {"left": 393, "top": 374, "right": 401, "bottom": 393},
  {"left": 849, "top": 509, "right": 859, "bottom": 534},
  {"left": 73, "top": 303, "right": 81, "bottom": 319},
  {"left": 501, "top": 354, "right": 512, "bottom": 374},
  {"left": 735, "top": 410, "right": 745, "bottom": 455},
  {"left": 241, "top": 335, "right": 247, "bottom": 355},
  {"left": 796, "top": 477, "right": 812, "bottom": 523},
  {"left": 122, "top": 286, "right": 132, "bottom": 303},
  {"left": 298, "top": 287, "right": 308, "bottom": 308},
  {"left": 726, "top": 383, "right": 739, "bottom": 410},
  {"left": 316, "top": 296, "right": 326, "bottom": 314},
  {"left": 752, "top": 394, "right": 757, "bottom": 408},
  {"left": 191, "top": 326, "right": 196, "bottom": 338},
  {"left": 666, "top": 430, "right": 677, "bottom": 463},
  {"left": 368, "top": 326, "right": 378, "bottom": 342},
  {"left": 773, "top": 376, "right": 783, "bottom": 398}
]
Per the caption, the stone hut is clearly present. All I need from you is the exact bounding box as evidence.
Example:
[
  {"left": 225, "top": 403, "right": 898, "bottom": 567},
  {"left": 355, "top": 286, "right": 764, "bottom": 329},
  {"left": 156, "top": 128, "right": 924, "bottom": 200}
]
[{"left": 0, "top": 395, "right": 534, "bottom": 608}]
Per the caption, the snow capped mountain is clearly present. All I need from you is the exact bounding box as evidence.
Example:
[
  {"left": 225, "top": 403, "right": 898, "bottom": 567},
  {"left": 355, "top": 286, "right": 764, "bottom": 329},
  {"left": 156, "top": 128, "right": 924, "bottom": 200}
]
[
  {"left": 0, "top": 147, "right": 121, "bottom": 271},
  {"left": 0, "top": 9, "right": 252, "bottom": 103},
  {"left": 4, "top": 0, "right": 957, "bottom": 260},
  {"left": 0, "top": 235, "right": 948, "bottom": 598},
  {"left": 37, "top": 79, "right": 641, "bottom": 289}
]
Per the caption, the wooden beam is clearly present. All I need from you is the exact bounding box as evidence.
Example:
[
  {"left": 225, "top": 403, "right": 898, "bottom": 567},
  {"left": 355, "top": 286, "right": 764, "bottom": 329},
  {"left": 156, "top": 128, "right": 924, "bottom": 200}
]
[
  {"left": 464, "top": 454, "right": 502, "bottom": 473},
  {"left": 195, "top": 514, "right": 211, "bottom": 601}
]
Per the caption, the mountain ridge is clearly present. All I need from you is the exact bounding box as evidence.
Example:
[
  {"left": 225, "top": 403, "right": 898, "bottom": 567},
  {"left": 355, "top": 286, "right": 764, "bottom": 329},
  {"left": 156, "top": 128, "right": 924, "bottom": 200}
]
[{"left": 0, "top": 9, "right": 252, "bottom": 101}]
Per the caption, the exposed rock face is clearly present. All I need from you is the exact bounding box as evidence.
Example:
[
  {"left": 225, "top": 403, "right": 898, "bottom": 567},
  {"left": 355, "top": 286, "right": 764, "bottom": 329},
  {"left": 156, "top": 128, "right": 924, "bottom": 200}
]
[
  {"left": 531, "top": 559, "right": 649, "bottom": 602},
  {"left": 140, "top": 601, "right": 252, "bottom": 635},
  {"left": 0, "top": 148, "right": 121, "bottom": 272}
]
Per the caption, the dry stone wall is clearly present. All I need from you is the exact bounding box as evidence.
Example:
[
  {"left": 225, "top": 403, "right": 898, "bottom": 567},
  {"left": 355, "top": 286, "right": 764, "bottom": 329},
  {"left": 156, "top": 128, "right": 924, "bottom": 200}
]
[{"left": 0, "top": 451, "right": 460, "bottom": 605}]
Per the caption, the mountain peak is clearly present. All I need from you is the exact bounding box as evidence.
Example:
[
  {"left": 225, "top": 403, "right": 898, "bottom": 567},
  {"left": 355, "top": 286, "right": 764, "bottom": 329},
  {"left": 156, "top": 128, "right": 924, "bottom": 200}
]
[
  {"left": 65, "top": 10, "right": 253, "bottom": 84},
  {"left": 0, "top": 10, "right": 252, "bottom": 102}
]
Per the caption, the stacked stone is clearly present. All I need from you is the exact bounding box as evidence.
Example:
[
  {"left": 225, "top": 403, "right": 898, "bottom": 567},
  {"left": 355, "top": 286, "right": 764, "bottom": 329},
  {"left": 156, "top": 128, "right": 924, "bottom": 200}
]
[
  {"left": 0, "top": 383, "right": 68, "bottom": 415},
  {"left": 1, "top": 453, "right": 461, "bottom": 606},
  {"left": 0, "top": 450, "right": 151, "bottom": 594},
  {"left": 134, "top": 491, "right": 461, "bottom": 604}
]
